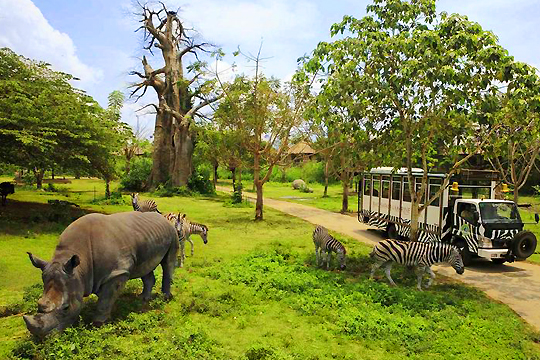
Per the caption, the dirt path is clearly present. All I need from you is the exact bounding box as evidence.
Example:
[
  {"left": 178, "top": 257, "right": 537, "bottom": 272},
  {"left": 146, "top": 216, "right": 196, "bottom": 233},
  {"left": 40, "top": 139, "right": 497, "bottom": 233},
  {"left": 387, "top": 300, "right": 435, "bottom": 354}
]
[{"left": 217, "top": 185, "right": 540, "bottom": 331}]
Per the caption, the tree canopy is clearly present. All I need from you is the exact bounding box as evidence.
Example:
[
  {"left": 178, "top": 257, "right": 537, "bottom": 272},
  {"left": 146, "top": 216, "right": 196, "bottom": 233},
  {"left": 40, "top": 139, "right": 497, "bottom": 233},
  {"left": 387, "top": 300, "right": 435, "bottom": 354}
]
[{"left": 0, "top": 48, "right": 126, "bottom": 187}]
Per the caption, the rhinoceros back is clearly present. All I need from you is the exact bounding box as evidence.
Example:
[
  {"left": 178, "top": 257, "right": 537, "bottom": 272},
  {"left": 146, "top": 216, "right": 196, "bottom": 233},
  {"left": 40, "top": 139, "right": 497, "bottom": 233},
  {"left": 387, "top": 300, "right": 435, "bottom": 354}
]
[{"left": 53, "top": 212, "right": 178, "bottom": 295}]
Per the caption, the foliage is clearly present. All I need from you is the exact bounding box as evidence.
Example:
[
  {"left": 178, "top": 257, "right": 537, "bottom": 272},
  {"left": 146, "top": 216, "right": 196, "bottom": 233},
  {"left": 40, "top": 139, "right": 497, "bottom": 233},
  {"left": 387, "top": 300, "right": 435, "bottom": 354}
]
[
  {"left": 481, "top": 64, "right": 540, "bottom": 203},
  {"left": 188, "top": 170, "right": 215, "bottom": 195},
  {"left": 120, "top": 157, "right": 152, "bottom": 192},
  {"left": 298, "top": 0, "right": 518, "bottom": 234},
  {"left": 0, "top": 48, "right": 125, "bottom": 187},
  {"left": 90, "top": 191, "right": 127, "bottom": 205},
  {"left": 231, "top": 183, "right": 243, "bottom": 204}
]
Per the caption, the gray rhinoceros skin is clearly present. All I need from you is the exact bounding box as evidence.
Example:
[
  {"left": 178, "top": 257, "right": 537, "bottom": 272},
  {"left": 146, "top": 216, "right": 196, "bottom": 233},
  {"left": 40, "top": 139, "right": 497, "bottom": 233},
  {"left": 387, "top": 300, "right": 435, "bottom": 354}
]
[{"left": 23, "top": 211, "right": 178, "bottom": 337}]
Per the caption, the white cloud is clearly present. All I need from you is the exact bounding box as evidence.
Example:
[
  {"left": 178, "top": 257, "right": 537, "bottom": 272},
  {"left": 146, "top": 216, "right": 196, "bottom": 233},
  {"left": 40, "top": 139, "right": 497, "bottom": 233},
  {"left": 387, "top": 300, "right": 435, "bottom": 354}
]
[{"left": 0, "top": 0, "right": 102, "bottom": 85}]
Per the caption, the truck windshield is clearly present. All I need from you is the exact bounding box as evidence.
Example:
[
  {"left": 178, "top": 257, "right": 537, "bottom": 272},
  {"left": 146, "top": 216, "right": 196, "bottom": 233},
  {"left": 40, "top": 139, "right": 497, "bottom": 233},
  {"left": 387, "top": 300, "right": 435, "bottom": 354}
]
[{"left": 479, "top": 202, "right": 521, "bottom": 224}]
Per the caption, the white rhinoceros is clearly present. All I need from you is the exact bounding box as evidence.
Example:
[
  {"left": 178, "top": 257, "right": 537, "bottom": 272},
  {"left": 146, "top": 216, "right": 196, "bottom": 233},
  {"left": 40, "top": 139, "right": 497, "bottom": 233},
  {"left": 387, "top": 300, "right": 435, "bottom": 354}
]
[{"left": 23, "top": 211, "right": 178, "bottom": 337}]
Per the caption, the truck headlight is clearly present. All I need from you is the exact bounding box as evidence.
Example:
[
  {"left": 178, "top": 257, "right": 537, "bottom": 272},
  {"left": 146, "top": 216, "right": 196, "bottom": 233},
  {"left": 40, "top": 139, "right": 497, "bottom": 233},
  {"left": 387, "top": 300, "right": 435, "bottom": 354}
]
[{"left": 479, "top": 236, "right": 493, "bottom": 248}]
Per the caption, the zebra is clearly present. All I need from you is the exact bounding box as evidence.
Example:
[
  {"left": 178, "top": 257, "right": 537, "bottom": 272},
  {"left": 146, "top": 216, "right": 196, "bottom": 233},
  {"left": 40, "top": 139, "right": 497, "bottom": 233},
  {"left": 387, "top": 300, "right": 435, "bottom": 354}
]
[
  {"left": 163, "top": 212, "right": 208, "bottom": 267},
  {"left": 131, "top": 193, "right": 161, "bottom": 214},
  {"left": 163, "top": 212, "right": 186, "bottom": 267},
  {"left": 370, "top": 239, "right": 464, "bottom": 290},
  {"left": 312, "top": 225, "right": 346, "bottom": 270}
]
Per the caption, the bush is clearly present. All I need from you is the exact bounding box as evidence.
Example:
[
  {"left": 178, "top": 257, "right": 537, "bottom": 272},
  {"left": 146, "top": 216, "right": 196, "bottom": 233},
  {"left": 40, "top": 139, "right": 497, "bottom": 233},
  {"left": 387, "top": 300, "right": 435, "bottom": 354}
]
[
  {"left": 21, "top": 172, "right": 35, "bottom": 186},
  {"left": 120, "top": 157, "right": 152, "bottom": 192},
  {"left": 188, "top": 171, "right": 215, "bottom": 195},
  {"left": 153, "top": 184, "right": 191, "bottom": 197},
  {"left": 231, "top": 183, "right": 243, "bottom": 204}
]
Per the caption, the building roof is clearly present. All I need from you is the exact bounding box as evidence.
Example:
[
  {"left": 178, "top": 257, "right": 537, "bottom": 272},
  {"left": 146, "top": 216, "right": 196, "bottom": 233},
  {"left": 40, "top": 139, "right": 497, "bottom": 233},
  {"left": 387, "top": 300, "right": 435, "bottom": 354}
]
[{"left": 288, "top": 141, "right": 315, "bottom": 155}]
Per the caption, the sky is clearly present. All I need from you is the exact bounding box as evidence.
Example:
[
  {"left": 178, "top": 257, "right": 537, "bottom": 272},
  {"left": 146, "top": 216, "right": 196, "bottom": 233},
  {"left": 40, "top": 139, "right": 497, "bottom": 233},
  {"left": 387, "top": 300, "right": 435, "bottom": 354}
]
[{"left": 0, "top": 0, "right": 539, "bottom": 134}]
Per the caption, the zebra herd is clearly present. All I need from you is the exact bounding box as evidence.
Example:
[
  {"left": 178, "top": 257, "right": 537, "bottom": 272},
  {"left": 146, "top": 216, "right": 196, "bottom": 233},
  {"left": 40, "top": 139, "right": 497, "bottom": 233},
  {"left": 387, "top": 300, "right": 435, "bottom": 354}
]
[
  {"left": 131, "top": 193, "right": 208, "bottom": 267},
  {"left": 131, "top": 192, "right": 464, "bottom": 290},
  {"left": 312, "top": 225, "right": 465, "bottom": 290}
]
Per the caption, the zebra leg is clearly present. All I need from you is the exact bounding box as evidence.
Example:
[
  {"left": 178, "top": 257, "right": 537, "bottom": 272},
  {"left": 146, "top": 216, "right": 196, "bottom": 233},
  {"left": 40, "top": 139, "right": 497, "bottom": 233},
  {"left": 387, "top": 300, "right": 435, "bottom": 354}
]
[
  {"left": 188, "top": 236, "right": 194, "bottom": 256},
  {"left": 319, "top": 249, "right": 325, "bottom": 267},
  {"left": 370, "top": 260, "right": 384, "bottom": 279},
  {"left": 178, "top": 239, "right": 186, "bottom": 268},
  {"left": 326, "top": 251, "right": 332, "bottom": 269},
  {"left": 416, "top": 265, "right": 426, "bottom": 291},
  {"left": 425, "top": 266, "right": 436, "bottom": 288},
  {"left": 314, "top": 245, "right": 319, "bottom": 266},
  {"left": 384, "top": 261, "right": 397, "bottom": 286}
]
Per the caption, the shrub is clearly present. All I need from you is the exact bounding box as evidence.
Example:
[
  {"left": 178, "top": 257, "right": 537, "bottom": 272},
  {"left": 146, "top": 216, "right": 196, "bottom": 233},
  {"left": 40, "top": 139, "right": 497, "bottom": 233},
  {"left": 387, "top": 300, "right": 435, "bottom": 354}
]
[
  {"left": 188, "top": 170, "right": 215, "bottom": 195},
  {"left": 120, "top": 157, "right": 152, "bottom": 192},
  {"left": 153, "top": 184, "right": 191, "bottom": 197},
  {"left": 21, "top": 172, "right": 35, "bottom": 186},
  {"left": 231, "top": 183, "right": 243, "bottom": 204}
]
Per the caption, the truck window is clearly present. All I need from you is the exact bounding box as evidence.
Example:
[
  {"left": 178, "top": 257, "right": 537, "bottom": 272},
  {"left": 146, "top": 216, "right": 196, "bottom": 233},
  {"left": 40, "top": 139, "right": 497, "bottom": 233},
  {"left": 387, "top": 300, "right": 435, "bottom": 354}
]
[
  {"left": 373, "top": 176, "right": 380, "bottom": 197},
  {"left": 364, "top": 177, "right": 371, "bottom": 196},
  {"left": 428, "top": 184, "right": 440, "bottom": 207},
  {"left": 403, "top": 181, "right": 411, "bottom": 202},
  {"left": 457, "top": 203, "right": 476, "bottom": 224},
  {"left": 392, "top": 181, "right": 401, "bottom": 201},
  {"left": 382, "top": 180, "right": 390, "bottom": 199}
]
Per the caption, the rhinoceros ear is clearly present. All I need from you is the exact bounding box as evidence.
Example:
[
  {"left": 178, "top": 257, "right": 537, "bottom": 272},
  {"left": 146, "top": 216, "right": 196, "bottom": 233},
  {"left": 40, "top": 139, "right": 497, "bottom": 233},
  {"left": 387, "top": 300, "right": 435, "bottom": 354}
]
[
  {"left": 63, "top": 255, "right": 80, "bottom": 274},
  {"left": 27, "top": 252, "right": 48, "bottom": 270}
]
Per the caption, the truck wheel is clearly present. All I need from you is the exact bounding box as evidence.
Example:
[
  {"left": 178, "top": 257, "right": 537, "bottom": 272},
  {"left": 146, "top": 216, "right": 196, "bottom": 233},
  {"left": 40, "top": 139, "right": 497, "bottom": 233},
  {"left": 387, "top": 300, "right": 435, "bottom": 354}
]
[
  {"left": 513, "top": 231, "right": 537, "bottom": 259},
  {"left": 386, "top": 224, "right": 397, "bottom": 239},
  {"left": 455, "top": 240, "right": 473, "bottom": 266}
]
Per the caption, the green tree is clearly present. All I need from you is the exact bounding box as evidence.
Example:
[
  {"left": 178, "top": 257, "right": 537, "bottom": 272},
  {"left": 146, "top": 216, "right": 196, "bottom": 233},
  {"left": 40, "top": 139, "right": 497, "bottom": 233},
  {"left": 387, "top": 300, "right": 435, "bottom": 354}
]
[
  {"left": 483, "top": 63, "right": 540, "bottom": 203},
  {"left": 216, "top": 52, "right": 309, "bottom": 220},
  {"left": 299, "top": 0, "right": 513, "bottom": 239},
  {"left": 0, "top": 48, "right": 125, "bottom": 191}
]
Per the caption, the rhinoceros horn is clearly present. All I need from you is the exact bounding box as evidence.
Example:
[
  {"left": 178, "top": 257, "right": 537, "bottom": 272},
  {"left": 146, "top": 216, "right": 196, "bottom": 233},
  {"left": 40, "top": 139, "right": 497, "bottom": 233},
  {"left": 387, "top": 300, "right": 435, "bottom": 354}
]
[{"left": 23, "top": 313, "right": 60, "bottom": 338}]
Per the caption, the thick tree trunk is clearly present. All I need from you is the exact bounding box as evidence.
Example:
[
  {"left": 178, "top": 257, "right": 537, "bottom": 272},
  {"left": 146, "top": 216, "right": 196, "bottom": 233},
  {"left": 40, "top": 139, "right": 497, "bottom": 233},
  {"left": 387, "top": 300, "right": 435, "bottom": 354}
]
[
  {"left": 105, "top": 178, "right": 111, "bottom": 199},
  {"left": 171, "top": 126, "right": 194, "bottom": 187},
  {"left": 341, "top": 175, "right": 349, "bottom": 213},
  {"left": 513, "top": 187, "right": 519, "bottom": 204},
  {"left": 148, "top": 112, "right": 173, "bottom": 189},
  {"left": 231, "top": 167, "right": 236, "bottom": 191},
  {"left": 34, "top": 169, "right": 44, "bottom": 189},
  {"left": 51, "top": 168, "right": 55, "bottom": 180},
  {"left": 323, "top": 160, "right": 329, "bottom": 198},
  {"left": 213, "top": 161, "right": 218, "bottom": 189},
  {"left": 254, "top": 154, "right": 264, "bottom": 220},
  {"left": 255, "top": 181, "right": 264, "bottom": 220},
  {"left": 410, "top": 200, "right": 420, "bottom": 241}
]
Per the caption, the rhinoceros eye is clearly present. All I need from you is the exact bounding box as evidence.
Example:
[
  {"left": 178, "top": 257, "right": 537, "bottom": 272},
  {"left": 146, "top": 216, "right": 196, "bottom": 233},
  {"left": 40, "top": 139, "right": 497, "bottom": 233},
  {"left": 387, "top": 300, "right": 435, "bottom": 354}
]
[{"left": 61, "top": 303, "right": 70, "bottom": 311}]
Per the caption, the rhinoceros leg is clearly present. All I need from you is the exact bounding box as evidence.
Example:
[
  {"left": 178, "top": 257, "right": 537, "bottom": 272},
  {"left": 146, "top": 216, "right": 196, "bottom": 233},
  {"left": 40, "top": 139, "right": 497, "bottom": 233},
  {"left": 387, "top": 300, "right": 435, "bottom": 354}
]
[
  {"left": 140, "top": 271, "right": 156, "bottom": 301},
  {"left": 93, "top": 274, "right": 128, "bottom": 326},
  {"left": 161, "top": 243, "right": 177, "bottom": 299}
]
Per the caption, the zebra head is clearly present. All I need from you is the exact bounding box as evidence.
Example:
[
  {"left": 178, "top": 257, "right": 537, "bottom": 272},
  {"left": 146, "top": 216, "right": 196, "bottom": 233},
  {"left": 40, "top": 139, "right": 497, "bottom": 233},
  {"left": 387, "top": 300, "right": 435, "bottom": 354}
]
[
  {"left": 175, "top": 213, "right": 186, "bottom": 239},
  {"left": 200, "top": 225, "right": 208, "bottom": 244},
  {"left": 130, "top": 193, "right": 138, "bottom": 205},
  {"left": 449, "top": 246, "right": 465, "bottom": 275}
]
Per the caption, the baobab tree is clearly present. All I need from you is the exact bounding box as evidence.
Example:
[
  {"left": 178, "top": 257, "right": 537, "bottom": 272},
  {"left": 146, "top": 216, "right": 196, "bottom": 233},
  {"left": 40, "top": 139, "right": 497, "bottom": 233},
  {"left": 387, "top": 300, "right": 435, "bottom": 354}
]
[{"left": 131, "top": 2, "right": 222, "bottom": 188}]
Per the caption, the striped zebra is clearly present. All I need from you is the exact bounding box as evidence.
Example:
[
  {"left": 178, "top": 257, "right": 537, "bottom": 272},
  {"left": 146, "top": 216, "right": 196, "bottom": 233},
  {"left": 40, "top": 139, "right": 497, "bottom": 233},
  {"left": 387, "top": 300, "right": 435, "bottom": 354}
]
[
  {"left": 164, "top": 212, "right": 208, "bottom": 267},
  {"left": 313, "top": 225, "right": 346, "bottom": 270},
  {"left": 163, "top": 212, "right": 186, "bottom": 267},
  {"left": 370, "top": 239, "right": 464, "bottom": 290},
  {"left": 131, "top": 193, "right": 161, "bottom": 214}
]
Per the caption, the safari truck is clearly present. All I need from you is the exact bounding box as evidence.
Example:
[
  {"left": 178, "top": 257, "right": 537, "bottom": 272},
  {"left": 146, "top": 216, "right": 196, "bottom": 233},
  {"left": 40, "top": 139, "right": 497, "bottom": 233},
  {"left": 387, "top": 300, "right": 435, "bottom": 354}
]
[{"left": 358, "top": 167, "right": 539, "bottom": 265}]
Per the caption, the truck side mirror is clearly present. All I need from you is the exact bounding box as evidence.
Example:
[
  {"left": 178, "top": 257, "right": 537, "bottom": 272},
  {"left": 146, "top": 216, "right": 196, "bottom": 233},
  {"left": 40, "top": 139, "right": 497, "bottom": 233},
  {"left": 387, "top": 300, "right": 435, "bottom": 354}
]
[
  {"left": 535, "top": 213, "right": 539, "bottom": 224},
  {"left": 473, "top": 211, "right": 480, "bottom": 224}
]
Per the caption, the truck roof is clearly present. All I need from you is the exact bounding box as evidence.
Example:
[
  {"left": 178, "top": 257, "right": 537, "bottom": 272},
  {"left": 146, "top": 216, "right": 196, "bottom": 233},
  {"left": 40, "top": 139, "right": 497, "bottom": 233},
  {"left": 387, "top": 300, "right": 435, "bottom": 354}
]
[{"left": 456, "top": 199, "right": 515, "bottom": 205}]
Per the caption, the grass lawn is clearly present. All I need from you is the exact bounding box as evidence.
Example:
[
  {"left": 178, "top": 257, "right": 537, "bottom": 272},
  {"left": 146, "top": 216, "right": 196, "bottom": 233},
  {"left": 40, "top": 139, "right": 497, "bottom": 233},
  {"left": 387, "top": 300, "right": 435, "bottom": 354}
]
[
  {"left": 220, "top": 179, "right": 354, "bottom": 214},
  {"left": 1, "top": 179, "right": 540, "bottom": 359}
]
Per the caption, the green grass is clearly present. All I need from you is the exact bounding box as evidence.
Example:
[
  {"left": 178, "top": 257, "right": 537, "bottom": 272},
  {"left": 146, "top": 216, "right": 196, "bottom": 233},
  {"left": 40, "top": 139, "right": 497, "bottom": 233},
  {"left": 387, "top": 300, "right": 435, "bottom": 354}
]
[
  {"left": 1, "top": 179, "right": 540, "bottom": 359},
  {"left": 220, "top": 179, "right": 353, "bottom": 213}
]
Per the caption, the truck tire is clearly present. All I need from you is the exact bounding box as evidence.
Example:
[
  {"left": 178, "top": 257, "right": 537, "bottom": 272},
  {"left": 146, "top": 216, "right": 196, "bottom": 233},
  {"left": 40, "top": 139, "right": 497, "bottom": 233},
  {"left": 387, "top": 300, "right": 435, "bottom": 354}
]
[
  {"left": 386, "top": 224, "right": 397, "bottom": 239},
  {"left": 512, "top": 231, "right": 537, "bottom": 260}
]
